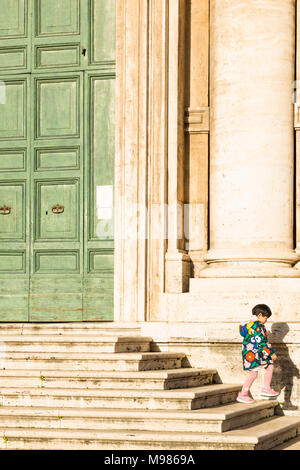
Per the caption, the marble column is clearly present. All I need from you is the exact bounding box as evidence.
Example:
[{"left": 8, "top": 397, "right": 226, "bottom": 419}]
[{"left": 200, "top": 0, "right": 299, "bottom": 277}]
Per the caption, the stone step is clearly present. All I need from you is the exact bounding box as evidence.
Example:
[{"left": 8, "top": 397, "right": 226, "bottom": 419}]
[
  {"left": 0, "top": 352, "right": 185, "bottom": 371},
  {"left": 0, "top": 323, "right": 140, "bottom": 336},
  {"left": 0, "top": 336, "right": 153, "bottom": 353},
  {"left": 0, "top": 416, "right": 299, "bottom": 450},
  {"left": 273, "top": 435, "right": 300, "bottom": 450},
  {"left": 0, "top": 400, "right": 278, "bottom": 434},
  {"left": 0, "top": 384, "right": 241, "bottom": 410},
  {"left": 0, "top": 368, "right": 216, "bottom": 390}
]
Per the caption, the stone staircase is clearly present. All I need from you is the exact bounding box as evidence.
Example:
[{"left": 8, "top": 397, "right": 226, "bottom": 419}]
[{"left": 0, "top": 323, "right": 299, "bottom": 450}]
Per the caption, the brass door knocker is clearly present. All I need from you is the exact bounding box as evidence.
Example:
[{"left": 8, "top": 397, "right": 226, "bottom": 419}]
[
  {"left": 0, "top": 205, "right": 11, "bottom": 215},
  {"left": 51, "top": 204, "right": 64, "bottom": 214}
]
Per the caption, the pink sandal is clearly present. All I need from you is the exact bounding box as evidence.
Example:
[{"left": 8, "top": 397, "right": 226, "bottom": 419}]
[
  {"left": 236, "top": 392, "right": 255, "bottom": 404},
  {"left": 260, "top": 388, "right": 279, "bottom": 398}
]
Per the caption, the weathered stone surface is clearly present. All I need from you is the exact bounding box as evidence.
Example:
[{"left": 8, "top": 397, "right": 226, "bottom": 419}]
[
  {"left": 0, "top": 324, "right": 298, "bottom": 449},
  {"left": 0, "top": 416, "right": 299, "bottom": 450}
]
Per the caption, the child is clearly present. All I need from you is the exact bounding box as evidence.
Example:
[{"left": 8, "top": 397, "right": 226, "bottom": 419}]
[{"left": 237, "top": 304, "right": 279, "bottom": 404}]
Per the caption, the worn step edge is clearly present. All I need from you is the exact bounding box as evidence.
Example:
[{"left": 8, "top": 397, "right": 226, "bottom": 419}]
[
  {"left": 0, "top": 417, "right": 299, "bottom": 450},
  {"left": 0, "top": 401, "right": 276, "bottom": 420},
  {"left": 0, "top": 324, "right": 141, "bottom": 334},
  {"left": 0, "top": 323, "right": 138, "bottom": 328},
  {"left": 0, "top": 360, "right": 184, "bottom": 372},
  {"left": 0, "top": 401, "right": 277, "bottom": 433},
  {"left": 0, "top": 332, "right": 142, "bottom": 338},
  {"left": 225, "top": 416, "right": 300, "bottom": 450},
  {"left": 0, "top": 400, "right": 277, "bottom": 422},
  {"left": 0, "top": 368, "right": 215, "bottom": 379},
  {"left": 272, "top": 435, "right": 300, "bottom": 450},
  {"left": 0, "top": 336, "right": 153, "bottom": 344},
  {"left": 0, "top": 383, "right": 241, "bottom": 399},
  {"left": 0, "top": 352, "right": 185, "bottom": 360},
  {"left": 0, "top": 368, "right": 215, "bottom": 390},
  {"left": 0, "top": 384, "right": 241, "bottom": 410}
]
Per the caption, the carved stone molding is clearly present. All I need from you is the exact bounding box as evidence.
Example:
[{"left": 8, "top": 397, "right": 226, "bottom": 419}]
[
  {"left": 184, "top": 106, "right": 210, "bottom": 134},
  {"left": 295, "top": 105, "right": 300, "bottom": 130}
]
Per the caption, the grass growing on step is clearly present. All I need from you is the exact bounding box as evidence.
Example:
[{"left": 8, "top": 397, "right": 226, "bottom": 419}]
[{"left": 3, "top": 436, "right": 7, "bottom": 444}]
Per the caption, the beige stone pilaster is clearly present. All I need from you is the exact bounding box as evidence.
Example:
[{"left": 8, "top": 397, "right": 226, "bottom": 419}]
[
  {"left": 295, "top": 0, "right": 300, "bottom": 268},
  {"left": 165, "top": 0, "right": 191, "bottom": 293},
  {"left": 184, "top": 0, "right": 210, "bottom": 278},
  {"left": 200, "top": 0, "right": 299, "bottom": 278},
  {"left": 114, "top": 0, "right": 149, "bottom": 321},
  {"left": 146, "top": 0, "right": 169, "bottom": 319},
  {"left": 115, "top": 0, "right": 171, "bottom": 321}
]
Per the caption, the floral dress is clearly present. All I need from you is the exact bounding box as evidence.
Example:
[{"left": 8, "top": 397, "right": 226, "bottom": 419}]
[{"left": 239, "top": 319, "right": 275, "bottom": 371}]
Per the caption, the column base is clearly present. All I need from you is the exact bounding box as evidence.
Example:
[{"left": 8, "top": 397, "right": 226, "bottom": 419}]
[
  {"left": 294, "top": 250, "right": 300, "bottom": 269},
  {"left": 165, "top": 250, "right": 191, "bottom": 293},
  {"left": 199, "top": 248, "right": 300, "bottom": 278},
  {"left": 188, "top": 250, "right": 208, "bottom": 278}
]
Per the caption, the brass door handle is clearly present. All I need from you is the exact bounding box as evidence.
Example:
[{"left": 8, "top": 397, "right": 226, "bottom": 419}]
[
  {"left": 52, "top": 204, "right": 64, "bottom": 214},
  {"left": 0, "top": 205, "right": 11, "bottom": 215}
]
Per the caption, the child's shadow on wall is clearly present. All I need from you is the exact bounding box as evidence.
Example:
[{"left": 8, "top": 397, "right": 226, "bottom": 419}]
[{"left": 269, "top": 322, "right": 300, "bottom": 411}]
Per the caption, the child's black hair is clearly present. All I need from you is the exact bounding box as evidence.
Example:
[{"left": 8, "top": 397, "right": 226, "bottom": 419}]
[{"left": 252, "top": 304, "right": 272, "bottom": 318}]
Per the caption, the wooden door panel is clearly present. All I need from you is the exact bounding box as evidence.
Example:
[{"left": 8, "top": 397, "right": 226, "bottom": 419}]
[
  {"left": 87, "top": 75, "right": 115, "bottom": 241},
  {"left": 36, "top": 76, "right": 80, "bottom": 138},
  {"left": 0, "top": 251, "right": 26, "bottom": 273},
  {"left": 35, "top": 179, "right": 79, "bottom": 240},
  {"left": 34, "top": 250, "right": 80, "bottom": 273},
  {"left": 36, "top": 0, "right": 80, "bottom": 37},
  {"left": 0, "top": 149, "right": 26, "bottom": 171},
  {"left": 0, "top": 182, "right": 25, "bottom": 239},
  {"left": 0, "top": 78, "right": 27, "bottom": 140},
  {"left": 29, "top": 275, "right": 82, "bottom": 322},
  {"left": 83, "top": 276, "right": 113, "bottom": 321},
  {"left": 89, "top": 0, "right": 116, "bottom": 67},
  {"left": 36, "top": 44, "right": 81, "bottom": 70},
  {"left": 83, "top": 73, "right": 115, "bottom": 321},
  {"left": 83, "top": 250, "right": 113, "bottom": 321},
  {"left": 34, "top": 146, "right": 80, "bottom": 171},
  {"left": 0, "top": 0, "right": 27, "bottom": 38},
  {"left": 0, "top": 47, "right": 27, "bottom": 73},
  {"left": 0, "top": 277, "right": 29, "bottom": 321}
]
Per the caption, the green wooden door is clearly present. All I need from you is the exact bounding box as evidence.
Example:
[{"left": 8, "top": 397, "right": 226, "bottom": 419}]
[{"left": 0, "top": 0, "right": 115, "bottom": 321}]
